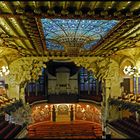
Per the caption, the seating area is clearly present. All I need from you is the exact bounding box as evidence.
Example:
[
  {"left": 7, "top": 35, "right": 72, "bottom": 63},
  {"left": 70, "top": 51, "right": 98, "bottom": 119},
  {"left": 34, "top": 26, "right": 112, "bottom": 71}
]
[
  {"left": 117, "top": 93, "right": 140, "bottom": 103},
  {"left": 0, "top": 94, "right": 16, "bottom": 108},
  {"left": 109, "top": 116, "right": 140, "bottom": 138},
  {"left": 27, "top": 121, "right": 102, "bottom": 139},
  {"left": 0, "top": 114, "right": 23, "bottom": 139}
]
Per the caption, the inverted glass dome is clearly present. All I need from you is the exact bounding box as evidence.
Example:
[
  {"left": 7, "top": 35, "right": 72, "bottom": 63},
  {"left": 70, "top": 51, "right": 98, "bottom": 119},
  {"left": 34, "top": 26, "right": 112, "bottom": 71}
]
[{"left": 41, "top": 18, "right": 119, "bottom": 51}]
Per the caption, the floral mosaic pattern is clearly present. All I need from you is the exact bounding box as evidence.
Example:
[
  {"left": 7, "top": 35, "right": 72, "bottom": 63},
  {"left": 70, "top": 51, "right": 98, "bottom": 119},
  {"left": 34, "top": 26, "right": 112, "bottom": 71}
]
[
  {"left": 75, "top": 103, "right": 101, "bottom": 123},
  {"left": 31, "top": 104, "right": 51, "bottom": 123},
  {"left": 31, "top": 102, "right": 101, "bottom": 124}
]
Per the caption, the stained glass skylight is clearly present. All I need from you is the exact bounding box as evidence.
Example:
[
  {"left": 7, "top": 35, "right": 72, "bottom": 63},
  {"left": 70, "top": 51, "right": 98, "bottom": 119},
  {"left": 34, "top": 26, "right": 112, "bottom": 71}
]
[{"left": 41, "top": 18, "right": 119, "bottom": 51}]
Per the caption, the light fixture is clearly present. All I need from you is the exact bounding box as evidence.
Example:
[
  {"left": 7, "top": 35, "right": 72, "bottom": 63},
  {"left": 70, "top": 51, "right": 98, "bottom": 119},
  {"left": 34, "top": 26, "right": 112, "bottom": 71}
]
[
  {"left": 123, "top": 65, "right": 140, "bottom": 77},
  {"left": 0, "top": 66, "right": 10, "bottom": 77}
]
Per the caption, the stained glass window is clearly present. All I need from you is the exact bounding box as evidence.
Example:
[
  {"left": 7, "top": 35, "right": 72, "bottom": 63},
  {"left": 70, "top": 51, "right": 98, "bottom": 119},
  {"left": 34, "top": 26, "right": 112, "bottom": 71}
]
[
  {"left": 79, "top": 67, "right": 97, "bottom": 94},
  {"left": 133, "top": 77, "right": 140, "bottom": 94},
  {"left": 41, "top": 18, "right": 119, "bottom": 51}
]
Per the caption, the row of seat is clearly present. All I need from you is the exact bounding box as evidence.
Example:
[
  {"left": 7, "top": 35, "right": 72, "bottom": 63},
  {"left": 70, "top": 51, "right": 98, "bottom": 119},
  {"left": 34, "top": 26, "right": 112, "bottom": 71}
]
[
  {"left": 129, "top": 115, "right": 140, "bottom": 125},
  {"left": 122, "top": 117, "right": 140, "bottom": 131},
  {"left": 109, "top": 117, "right": 140, "bottom": 138},
  {"left": 0, "top": 95, "right": 16, "bottom": 108},
  {"left": 0, "top": 110, "right": 25, "bottom": 139},
  {"left": 118, "top": 93, "right": 140, "bottom": 103},
  {"left": 0, "top": 121, "right": 23, "bottom": 139}
]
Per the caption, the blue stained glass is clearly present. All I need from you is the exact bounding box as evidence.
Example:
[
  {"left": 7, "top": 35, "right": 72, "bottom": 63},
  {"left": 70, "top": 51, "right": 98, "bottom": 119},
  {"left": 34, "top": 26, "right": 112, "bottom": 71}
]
[
  {"left": 83, "top": 41, "right": 99, "bottom": 50},
  {"left": 41, "top": 18, "right": 119, "bottom": 51},
  {"left": 46, "top": 41, "right": 64, "bottom": 50}
]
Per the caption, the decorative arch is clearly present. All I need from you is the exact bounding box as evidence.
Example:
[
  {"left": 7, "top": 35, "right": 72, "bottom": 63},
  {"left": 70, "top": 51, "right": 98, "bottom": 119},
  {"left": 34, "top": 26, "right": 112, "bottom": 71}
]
[
  {"left": 120, "top": 57, "right": 135, "bottom": 69},
  {"left": 71, "top": 57, "right": 112, "bottom": 81},
  {"left": 119, "top": 57, "right": 135, "bottom": 77}
]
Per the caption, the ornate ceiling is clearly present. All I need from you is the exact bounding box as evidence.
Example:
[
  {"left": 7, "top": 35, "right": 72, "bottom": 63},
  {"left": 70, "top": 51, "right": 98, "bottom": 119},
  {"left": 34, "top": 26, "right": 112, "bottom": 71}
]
[
  {"left": 0, "top": 1, "right": 139, "bottom": 63},
  {"left": 41, "top": 19, "right": 119, "bottom": 53}
]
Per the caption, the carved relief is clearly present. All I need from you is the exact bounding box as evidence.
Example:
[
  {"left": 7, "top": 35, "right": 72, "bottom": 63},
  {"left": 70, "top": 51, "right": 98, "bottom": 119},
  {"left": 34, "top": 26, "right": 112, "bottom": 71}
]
[{"left": 5, "top": 57, "right": 48, "bottom": 87}]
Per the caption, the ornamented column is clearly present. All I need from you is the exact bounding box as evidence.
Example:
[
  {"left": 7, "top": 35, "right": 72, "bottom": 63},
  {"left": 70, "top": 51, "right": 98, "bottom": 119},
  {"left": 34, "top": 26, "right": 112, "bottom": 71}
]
[
  {"left": 101, "top": 78, "right": 111, "bottom": 138},
  {"left": 20, "top": 87, "right": 26, "bottom": 103}
]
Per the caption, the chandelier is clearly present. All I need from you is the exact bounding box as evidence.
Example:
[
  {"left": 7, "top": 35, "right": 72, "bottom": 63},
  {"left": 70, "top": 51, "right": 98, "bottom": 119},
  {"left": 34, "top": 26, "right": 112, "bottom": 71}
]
[
  {"left": 123, "top": 65, "right": 140, "bottom": 77},
  {"left": 0, "top": 66, "right": 10, "bottom": 77}
]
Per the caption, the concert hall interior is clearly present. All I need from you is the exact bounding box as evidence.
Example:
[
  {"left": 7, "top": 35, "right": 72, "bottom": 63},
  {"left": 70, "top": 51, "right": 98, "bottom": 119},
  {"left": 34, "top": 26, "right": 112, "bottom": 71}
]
[{"left": 0, "top": 1, "right": 140, "bottom": 139}]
